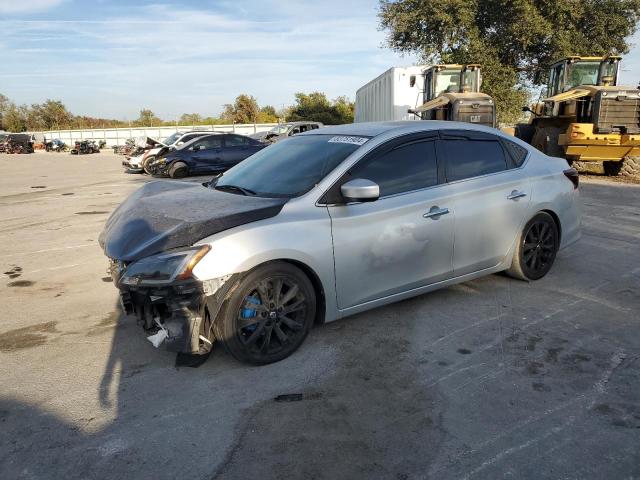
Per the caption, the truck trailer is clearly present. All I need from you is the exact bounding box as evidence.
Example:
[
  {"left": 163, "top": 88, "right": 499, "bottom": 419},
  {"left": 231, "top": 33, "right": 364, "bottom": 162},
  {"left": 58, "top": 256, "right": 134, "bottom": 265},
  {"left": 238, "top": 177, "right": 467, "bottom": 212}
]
[{"left": 355, "top": 66, "right": 427, "bottom": 122}]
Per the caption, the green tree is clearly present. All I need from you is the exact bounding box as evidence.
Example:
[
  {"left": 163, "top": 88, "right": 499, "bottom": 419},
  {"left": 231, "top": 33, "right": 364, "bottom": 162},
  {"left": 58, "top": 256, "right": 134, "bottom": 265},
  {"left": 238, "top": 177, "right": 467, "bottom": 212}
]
[
  {"left": 3, "top": 103, "right": 27, "bottom": 132},
  {"left": 179, "top": 113, "right": 203, "bottom": 125},
  {"left": 221, "top": 94, "right": 260, "bottom": 124},
  {"left": 287, "top": 92, "right": 355, "bottom": 124},
  {"left": 39, "top": 100, "right": 73, "bottom": 130},
  {"left": 379, "top": 0, "right": 640, "bottom": 124},
  {"left": 0, "top": 93, "right": 9, "bottom": 130},
  {"left": 257, "top": 105, "right": 278, "bottom": 123},
  {"left": 135, "top": 108, "right": 161, "bottom": 127}
]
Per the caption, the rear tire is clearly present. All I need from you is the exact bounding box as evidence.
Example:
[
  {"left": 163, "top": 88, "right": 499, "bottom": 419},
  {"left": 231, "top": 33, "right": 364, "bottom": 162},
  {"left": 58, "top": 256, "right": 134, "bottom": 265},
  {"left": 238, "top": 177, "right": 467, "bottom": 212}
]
[
  {"left": 213, "top": 262, "right": 316, "bottom": 365},
  {"left": 168, "top": 161, "right": 188, "bottom": 178},
  {"left": 506, "top": 212, "right": 559, "bottom": 281}
]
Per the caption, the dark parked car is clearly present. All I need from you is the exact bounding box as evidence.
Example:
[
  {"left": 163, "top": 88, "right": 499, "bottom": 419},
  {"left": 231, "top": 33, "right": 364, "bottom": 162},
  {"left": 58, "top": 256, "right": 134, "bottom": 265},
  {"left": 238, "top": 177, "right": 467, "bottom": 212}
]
[
  {"left": 3, "top": 134, "right": 34, "bottom": 154},
  {"left": 149, "top": 133, "right": 266, "bottom": 178}
]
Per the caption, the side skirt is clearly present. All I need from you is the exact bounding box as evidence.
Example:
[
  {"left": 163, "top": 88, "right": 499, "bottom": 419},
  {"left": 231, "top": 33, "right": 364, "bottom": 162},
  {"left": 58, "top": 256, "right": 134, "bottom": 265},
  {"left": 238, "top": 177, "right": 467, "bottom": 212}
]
[{"left": 335, "top": 263, "right": 508, "bottom": 320}]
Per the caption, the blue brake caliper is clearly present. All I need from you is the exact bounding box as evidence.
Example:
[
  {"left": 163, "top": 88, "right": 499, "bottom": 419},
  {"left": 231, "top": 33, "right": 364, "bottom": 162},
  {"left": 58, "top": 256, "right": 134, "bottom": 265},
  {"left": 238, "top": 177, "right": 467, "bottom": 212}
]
[{"left": 241, "top": 295, "right": 261, "bottom": 333}]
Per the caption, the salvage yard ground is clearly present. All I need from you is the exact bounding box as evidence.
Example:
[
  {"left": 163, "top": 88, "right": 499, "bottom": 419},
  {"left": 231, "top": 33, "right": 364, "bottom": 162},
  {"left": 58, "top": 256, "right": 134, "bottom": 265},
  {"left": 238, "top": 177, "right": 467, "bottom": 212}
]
[{"left": 0, "top": 151, "right": 639, "bottom": 479}]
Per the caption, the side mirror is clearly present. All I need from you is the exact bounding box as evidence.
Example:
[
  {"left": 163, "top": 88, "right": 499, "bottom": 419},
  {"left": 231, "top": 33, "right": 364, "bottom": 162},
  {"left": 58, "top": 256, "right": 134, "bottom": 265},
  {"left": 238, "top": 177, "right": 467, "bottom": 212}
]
[
  {"left": 340, "top": 179, "right": 379, "bottom": 203},
  {"left": 177, "top": 141, "right": 184, "bottom": 146},
  {"left": 521, "top": 106, "right": 539, "bottom": 117}
]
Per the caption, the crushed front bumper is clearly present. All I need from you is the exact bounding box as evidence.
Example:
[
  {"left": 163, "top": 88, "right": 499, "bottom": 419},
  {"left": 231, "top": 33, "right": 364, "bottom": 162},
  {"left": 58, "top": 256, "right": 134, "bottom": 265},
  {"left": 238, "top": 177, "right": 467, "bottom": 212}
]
[
  {"left": 108, "top": 260, "right": 238, "bottom": 354},
  {"left": 118, "top": 279, "right": 205, "bottom": 353}
]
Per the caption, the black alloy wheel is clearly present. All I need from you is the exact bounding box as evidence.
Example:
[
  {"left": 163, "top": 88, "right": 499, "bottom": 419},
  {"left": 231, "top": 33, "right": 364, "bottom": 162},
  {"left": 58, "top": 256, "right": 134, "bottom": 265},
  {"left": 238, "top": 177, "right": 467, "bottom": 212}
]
[
  {"left": 509, "top": 212, "right": 559, "bottom": 281},
  {"left": 214, "top": 262, "right": 315, "bottom": 364}
]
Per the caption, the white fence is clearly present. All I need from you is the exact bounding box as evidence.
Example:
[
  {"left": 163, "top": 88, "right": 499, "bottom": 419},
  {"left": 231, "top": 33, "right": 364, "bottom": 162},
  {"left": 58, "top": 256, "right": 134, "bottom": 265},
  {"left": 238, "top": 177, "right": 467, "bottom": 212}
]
[{"left": 31, "top": 123, "right": 279, "bottom": 146}]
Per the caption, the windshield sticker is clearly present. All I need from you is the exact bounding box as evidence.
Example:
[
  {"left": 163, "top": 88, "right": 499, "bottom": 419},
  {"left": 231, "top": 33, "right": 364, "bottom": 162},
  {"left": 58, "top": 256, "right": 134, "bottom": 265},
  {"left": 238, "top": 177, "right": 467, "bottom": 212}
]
[{"left": 328, "top": 136, "right": 369, "bottom": 146}]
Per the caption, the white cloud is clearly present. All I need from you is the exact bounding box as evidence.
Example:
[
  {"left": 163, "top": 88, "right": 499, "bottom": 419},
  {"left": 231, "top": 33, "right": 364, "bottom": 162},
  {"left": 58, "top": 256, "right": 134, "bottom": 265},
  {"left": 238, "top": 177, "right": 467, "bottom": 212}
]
[
  {"left": 0, "top": 0, "right": 67, "bottom": 14},
  {"left": 0, "top": 1, "right": 418, "bottom": 118}
]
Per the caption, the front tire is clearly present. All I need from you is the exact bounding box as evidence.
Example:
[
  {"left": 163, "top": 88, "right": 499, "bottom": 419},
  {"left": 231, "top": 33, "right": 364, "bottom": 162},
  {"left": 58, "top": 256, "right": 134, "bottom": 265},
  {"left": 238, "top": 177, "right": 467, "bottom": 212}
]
[
  {"left": 604, "top": 156, "right": 640, "bottom": 177},
  {"left": 168, "top": 161, "right": 188, "bottom": 178},
  {"left": 213, "top": 262, "right": 316, "bottom": 365},
  {"left": 507, "top": 212, "right": 559, "bottom": 281},
  {"left": 531, "top": 126, "right": 564, "bottom": 157},
  {"left": 142, "top": 155, "right": 156, "bottom": 175}
]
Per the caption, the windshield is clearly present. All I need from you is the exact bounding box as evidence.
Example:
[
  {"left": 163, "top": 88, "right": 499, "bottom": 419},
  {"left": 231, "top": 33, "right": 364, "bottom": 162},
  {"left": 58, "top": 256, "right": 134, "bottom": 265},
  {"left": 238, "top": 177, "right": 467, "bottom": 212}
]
[
  {"left": 215, "top": 135, "right": 365, "bottom": 198},
  {"left": 435, "top": 69, "right": 461, "bottom": 96},
  {"left": 566, "top": 61, "right": 600, "bottom": 89},
  {"left": 269, "top": 125, "right": 290, "bottom": 135},
  {"left": 162, "top": 132, "right": 182, "bottom": 145}
]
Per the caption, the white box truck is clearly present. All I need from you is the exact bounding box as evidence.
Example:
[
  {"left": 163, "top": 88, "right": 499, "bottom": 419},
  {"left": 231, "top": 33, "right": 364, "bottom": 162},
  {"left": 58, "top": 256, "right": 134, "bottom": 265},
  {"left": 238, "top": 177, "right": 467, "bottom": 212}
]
[{"left": 355, "top": 65, "right": 428, "bottom": 122}]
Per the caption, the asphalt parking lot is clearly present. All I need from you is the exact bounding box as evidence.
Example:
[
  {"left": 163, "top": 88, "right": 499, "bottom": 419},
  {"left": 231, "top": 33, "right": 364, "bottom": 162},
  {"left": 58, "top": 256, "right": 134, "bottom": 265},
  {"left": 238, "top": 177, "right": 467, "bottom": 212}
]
[{"left": 0, "top": 151, "right": 639, "bottom": 479}]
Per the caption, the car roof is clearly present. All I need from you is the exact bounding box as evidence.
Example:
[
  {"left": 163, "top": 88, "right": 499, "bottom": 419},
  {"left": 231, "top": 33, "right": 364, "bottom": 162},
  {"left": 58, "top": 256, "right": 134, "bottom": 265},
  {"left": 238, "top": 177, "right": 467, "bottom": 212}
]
[
  {"left": 300, "top": 120, "right": 502, "bottom": 138},
  {"left": 285, "top": 121, "right": 323, "bottom": 126}
]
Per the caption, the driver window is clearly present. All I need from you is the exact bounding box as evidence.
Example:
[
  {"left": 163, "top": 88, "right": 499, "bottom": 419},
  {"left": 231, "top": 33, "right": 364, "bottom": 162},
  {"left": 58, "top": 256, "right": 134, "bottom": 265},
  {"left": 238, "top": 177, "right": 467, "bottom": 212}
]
[
  {"left": 290, "top": 127, "right": 301, "bottom": 136},
  {"left": 350, "top": 139, "right": 438, "bottom": 197}
]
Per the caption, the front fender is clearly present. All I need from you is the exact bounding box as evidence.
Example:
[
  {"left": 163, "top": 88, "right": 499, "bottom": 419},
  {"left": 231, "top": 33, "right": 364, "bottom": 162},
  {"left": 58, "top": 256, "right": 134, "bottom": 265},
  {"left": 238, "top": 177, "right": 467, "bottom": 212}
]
[{"left": 192, "top": 206, "right": 338, "bottom": 322}]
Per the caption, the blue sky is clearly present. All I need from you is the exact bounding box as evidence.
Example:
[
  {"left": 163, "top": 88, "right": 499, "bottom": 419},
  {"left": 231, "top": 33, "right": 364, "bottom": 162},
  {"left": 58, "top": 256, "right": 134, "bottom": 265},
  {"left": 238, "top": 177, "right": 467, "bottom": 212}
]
[{"left": 1, "top": 0, "right": 639, "bottom": 120}]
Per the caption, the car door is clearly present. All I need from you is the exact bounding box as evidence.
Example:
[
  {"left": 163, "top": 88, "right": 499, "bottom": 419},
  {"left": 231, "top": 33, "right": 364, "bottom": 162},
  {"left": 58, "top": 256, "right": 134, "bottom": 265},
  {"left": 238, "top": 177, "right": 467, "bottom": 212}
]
[
  {"left": 438, "top": 130, "right": 531, "bottom": 276},
  {"left": 326, "top": 134, "right": 455, "bottom": 310},
  {"left": 190, "top": 136, "right": 224, "bottom": 173},
  {"left": 222, "top": 134, "right": 256, "bottom": 169}
]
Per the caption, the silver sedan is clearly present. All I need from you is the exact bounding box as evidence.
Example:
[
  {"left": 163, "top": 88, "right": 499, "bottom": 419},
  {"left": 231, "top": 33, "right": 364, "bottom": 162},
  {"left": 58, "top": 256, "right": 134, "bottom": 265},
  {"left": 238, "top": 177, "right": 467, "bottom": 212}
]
[{"left": 100, "top": 121, "right": 581, "bottom": 364}]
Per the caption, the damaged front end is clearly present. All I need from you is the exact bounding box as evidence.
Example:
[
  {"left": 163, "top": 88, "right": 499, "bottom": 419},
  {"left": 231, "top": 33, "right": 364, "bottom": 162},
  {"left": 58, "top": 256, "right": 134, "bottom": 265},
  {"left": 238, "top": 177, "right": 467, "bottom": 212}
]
[{"left": 108, "top": 246, "right": 229, "bottom": 354}]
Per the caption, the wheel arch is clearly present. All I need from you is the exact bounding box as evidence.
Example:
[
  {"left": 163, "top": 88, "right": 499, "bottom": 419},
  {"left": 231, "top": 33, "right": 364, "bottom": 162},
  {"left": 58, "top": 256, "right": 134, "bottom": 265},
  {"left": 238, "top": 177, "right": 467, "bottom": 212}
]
[
  {"left": 540, "top": 208, "right": 562, "bottom": 244},
  {"left": 258, "top": 258, "right": 327, "bottom": 325}
]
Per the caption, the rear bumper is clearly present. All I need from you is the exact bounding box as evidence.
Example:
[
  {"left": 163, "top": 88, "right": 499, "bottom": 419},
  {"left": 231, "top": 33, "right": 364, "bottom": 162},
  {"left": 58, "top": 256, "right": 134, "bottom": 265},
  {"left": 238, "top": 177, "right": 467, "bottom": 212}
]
[{"left": 559, "top": 123, "right": 640, "bottom": 161}]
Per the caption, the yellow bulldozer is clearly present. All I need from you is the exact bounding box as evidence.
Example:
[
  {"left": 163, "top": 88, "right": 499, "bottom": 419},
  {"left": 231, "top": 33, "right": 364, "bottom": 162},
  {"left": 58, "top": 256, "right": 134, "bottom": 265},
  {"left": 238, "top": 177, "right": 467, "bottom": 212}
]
[
  {"left": 515, "top": 55, "right": 640, "bottom": 176},
  {"left": 410, "top": 64, "right": 496, "bottom": 128}
]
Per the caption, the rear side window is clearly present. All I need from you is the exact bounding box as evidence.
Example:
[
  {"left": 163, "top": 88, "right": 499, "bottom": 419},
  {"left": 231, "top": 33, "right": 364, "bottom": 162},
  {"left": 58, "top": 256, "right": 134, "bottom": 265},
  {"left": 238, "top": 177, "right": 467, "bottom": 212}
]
[
  {"left": 502, "top": 138, "right": 528, "bottom": 167},
  {"left": 225, "top": 135, "right": 249, "bottom": 147},
  {"left": 351, "top": 140, "right": 438, "bottom": 196},
  {"left": 442, "top": 139, "right": 507, "bottom": 182},
  {"left": 192, "top": 136, "right": 222, "bottom": 150}
]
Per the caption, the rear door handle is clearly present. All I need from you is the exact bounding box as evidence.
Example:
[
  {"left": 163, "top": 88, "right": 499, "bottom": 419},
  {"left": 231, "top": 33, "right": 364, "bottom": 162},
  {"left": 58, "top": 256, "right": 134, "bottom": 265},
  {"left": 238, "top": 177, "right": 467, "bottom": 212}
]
[
  {"left": 423, "top": 206, "right": 450, "bottom": 219},
  {"left": 507, "top": 190, "right": 527, "bottom": 200}
]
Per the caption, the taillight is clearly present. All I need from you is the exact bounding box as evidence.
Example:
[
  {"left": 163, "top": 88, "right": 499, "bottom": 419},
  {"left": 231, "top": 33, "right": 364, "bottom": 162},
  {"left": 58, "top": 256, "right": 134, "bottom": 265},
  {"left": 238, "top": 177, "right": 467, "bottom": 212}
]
[{"left": 563, "top": 168, "right": 579, "bottom": 189}]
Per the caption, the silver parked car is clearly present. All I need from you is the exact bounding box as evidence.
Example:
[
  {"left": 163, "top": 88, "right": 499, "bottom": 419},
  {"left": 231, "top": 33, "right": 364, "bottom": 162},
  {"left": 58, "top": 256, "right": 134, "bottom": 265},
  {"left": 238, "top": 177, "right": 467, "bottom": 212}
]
[{"left": 100, "top": 121, "right": 581, "bottom": 365}]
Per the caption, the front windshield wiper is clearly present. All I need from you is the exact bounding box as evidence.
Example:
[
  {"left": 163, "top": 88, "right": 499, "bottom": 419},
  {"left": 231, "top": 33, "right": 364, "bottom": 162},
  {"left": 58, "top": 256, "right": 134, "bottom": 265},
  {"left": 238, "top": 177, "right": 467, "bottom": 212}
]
[{"left": 214, "top": 184, "right": 256, "bottom": 196}]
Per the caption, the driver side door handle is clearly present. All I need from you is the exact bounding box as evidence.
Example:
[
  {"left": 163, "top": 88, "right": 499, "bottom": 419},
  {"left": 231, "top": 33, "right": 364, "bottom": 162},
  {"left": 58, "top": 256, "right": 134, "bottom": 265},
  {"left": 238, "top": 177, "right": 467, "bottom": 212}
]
[
  {"left": 507, "top": 190, "right": 527, "bottom": 200},
  {"left": 423, "top": 206, "right": 450, "bottom": 219}
]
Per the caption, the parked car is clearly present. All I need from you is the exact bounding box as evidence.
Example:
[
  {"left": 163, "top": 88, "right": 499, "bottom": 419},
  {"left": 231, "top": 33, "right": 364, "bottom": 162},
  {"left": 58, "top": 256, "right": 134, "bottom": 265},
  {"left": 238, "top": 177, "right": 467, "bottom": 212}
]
[
  {"left": 250, "top": 121, "right": 323, "bottom": 144},
  {"left": 0, "top": 133, "right": 9, "bottom": 152},
  {"left": 70, "top": 140, "right": 99, "bottom": 155},
  {"left": 100, "top": 121, "right": 581, "bottom": 365},
  {"left": 148, "top": 133, "right": 266, "bottom": 178},
  {"left": 4, "top": 134, "right": 34, "bottom": 154},
  {"left": 45, "top": 139, "right": 68, "bottom": 152},
  {"left": 123, "top": 132, "right": 209, "bottom": 173}
]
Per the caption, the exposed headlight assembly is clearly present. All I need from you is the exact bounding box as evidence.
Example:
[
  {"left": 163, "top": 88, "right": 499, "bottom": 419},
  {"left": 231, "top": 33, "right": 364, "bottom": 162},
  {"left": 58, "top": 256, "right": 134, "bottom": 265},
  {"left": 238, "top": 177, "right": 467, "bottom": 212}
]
[{"left": 120, "top": 245, "right": 210, "bottom": 286}]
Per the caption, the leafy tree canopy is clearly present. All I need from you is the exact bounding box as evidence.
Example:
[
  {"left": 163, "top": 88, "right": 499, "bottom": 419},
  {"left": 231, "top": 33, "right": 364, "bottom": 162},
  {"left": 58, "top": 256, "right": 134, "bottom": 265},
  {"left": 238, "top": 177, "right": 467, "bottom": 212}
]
[
  {"left": 379, "top": 0, "right": 640, "bottom": 123},
  {"left": 287, "top": 92, "right": 355, "bottom": 124}
]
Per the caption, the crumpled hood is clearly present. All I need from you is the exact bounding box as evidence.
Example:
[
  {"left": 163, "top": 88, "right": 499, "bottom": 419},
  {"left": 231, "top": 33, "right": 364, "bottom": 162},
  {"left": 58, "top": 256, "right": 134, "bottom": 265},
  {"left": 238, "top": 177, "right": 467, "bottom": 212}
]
[{"left": 99, "top": 181, "right": 287, "bottom": 261}]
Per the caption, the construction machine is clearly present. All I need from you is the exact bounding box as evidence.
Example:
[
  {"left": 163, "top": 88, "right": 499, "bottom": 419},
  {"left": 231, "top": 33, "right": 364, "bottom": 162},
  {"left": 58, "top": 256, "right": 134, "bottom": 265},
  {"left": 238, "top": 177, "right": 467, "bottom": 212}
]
[
  {"left": 410, "top": 64, "right": 496, "bottom": 128},
  {"left": 516, "top": 55, "right": 640, "bottom": 176}
]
